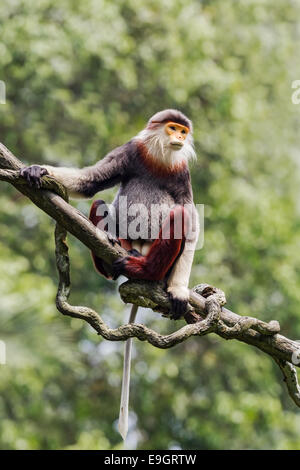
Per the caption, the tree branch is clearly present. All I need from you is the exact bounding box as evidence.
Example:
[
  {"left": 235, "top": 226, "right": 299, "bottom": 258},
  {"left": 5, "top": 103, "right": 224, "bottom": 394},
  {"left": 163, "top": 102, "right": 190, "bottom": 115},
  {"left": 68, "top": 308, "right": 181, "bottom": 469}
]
[
  {"left": 0, "top": 143, "right": 127, "bottom": 276},
  {"left": 1, "top": 141, "right": 300, "bottom": 407}
]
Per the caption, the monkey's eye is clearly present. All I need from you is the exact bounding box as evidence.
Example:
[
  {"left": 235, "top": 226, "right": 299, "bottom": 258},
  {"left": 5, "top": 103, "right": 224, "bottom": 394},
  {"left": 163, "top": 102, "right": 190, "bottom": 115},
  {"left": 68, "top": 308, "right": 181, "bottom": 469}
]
[
  {"left": 170, "top": 126, "right": 176, "bottom": 131},
  {"left": 181, "top": 129, "right": 186, "bottom": 134}
]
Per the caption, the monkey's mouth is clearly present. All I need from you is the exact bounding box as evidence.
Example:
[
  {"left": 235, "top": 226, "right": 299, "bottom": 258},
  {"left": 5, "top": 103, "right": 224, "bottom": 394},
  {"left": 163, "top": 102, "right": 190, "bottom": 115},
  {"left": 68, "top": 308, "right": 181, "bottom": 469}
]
[{"left": 170, "top": 142, "right": 184, "bottom": 149}]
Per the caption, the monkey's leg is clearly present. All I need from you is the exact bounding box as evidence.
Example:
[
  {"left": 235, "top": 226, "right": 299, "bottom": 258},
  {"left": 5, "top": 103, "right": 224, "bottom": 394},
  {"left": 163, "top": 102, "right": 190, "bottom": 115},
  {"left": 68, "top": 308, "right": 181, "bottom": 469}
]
[
  {"left": 167, "top": 206, "right": 199, "bottom": 318},
  {"left": 118, "top": 304, "right": 138, "bottom": 441},
  {"left": 113, "top": 206, "right": 188, "bottom": 281},
  {"left": 89, "top": 199, "right": 132, "bottom": 279}
]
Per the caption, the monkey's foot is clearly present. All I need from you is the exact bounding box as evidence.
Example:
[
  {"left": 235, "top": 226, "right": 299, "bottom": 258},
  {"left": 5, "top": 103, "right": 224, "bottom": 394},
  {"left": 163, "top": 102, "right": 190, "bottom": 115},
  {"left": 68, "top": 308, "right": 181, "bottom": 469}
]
[
  {"left": 20, "top": 165, "right": 49, "bottom": 188},
  {"left": 169, "top": 297, "right": 189, "bottom": 320},
  {"left": 167, "top": 286, "right": 190, "bottom": 320},
  {"left": 112, "top": 257, "right": 128, "bottom": 280}
]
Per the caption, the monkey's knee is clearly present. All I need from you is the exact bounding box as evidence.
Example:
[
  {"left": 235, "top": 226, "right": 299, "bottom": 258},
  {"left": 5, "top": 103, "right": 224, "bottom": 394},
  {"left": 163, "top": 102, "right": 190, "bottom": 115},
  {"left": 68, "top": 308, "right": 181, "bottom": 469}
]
[
  {"left": 89, "top": 199, "right": 109, "bottom": 231},
  {"left": 112, "top": 255, "right": 166, "bottom": 281}
]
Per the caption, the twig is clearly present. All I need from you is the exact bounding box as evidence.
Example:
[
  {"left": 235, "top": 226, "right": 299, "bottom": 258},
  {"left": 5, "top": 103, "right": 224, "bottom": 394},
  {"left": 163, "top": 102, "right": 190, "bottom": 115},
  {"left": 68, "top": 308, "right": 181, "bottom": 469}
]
[{"left": 274, "top": 359, "right": 300, "bottom": 407}]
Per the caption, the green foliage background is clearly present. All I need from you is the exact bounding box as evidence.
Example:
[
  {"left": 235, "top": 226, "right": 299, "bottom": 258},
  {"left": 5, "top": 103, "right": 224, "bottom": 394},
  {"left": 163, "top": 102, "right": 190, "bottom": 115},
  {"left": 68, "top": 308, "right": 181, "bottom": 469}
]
[{"left": 0, "top": 0, "right": 300, "bottom": 450}]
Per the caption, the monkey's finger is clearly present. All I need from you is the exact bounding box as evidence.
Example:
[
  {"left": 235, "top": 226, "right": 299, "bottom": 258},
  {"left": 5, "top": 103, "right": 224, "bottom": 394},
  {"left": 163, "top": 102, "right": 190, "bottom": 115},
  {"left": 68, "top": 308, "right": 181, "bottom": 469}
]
[
  {"left": 20, "top": 168, "right": 30, "bottom": 182},
  {"left": 32, "top": 175, "right": 42, "bottom": 188},
  {"left": 31, "top": 174, "right": 40, "bottom": 188},
  {"left": 107, "top": 233, "right": 121, "bottom": 247},
  {"left": 169, "top": 296, "right": 188, "bottom": 320},
  {"left": 32, "top": 167, "right": 43, "bottom": 186},
  {"left": 27, "top": 173, "right": 36, "bottom": 187},
  {"left": 40, "top": 168, "right": 49, "bottom": 176},
  {"left": 35, "top": 168, "right": 49, "bottom": 187},
  {"left": 173, "top": 299, "right": 182, "bottom": 319},
  {"left": 31, "top": 166, "right": 39, "bottom": 177},
  {"left": 20, "top": 168, "right": 38, "bottom": 187}
]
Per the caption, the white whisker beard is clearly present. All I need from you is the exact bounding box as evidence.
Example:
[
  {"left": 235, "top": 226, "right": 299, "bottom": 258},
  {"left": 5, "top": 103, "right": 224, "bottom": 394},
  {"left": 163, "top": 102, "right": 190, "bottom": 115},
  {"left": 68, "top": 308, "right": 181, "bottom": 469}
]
[{"left": 135, "top": 127, "right": 196, "bottom": 168}]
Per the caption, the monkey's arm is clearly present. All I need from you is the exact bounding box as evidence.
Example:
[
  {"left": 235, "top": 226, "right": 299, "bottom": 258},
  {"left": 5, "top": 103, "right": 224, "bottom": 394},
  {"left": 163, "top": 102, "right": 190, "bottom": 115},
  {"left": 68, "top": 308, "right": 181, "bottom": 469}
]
[{"left": 20, "top": 143, "right": 131, "bottom": 199}]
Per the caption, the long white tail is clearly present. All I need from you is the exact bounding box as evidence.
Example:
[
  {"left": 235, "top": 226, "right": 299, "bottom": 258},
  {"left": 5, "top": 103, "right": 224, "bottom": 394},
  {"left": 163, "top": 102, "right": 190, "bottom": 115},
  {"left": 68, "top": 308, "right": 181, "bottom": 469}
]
[{"left": 118, "top": 304, "right": 138, "bottom": 441}]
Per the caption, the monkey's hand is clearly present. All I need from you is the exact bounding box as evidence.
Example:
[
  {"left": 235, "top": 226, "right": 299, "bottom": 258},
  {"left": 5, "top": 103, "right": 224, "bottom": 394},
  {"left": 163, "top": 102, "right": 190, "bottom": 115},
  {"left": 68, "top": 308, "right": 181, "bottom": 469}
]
[
  {"left": 20, "top": 165, "right": 49, "bottom": 188},
  {"left": 167, "top": 286, "right": 190, "bottom": 320}
]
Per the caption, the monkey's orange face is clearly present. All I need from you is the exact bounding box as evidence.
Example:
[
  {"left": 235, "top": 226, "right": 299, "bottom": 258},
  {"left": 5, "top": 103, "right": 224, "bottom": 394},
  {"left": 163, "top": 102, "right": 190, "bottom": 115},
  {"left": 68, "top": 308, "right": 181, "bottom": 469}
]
[{"left": 165, "top": 122, "right": 189, "bottom": 149}]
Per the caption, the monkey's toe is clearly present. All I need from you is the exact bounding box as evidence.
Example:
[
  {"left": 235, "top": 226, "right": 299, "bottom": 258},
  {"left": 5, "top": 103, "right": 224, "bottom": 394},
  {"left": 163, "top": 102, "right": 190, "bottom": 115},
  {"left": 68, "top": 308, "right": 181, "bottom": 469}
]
[
  {"left": 107, "top": 233, "right": 121, "bottom": 246},
  {"left": 112, "top": 257, "right": 128, "bottom": 280},
  {"left": 127, "top": 248, "right": 143, "bottom": 258}
]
